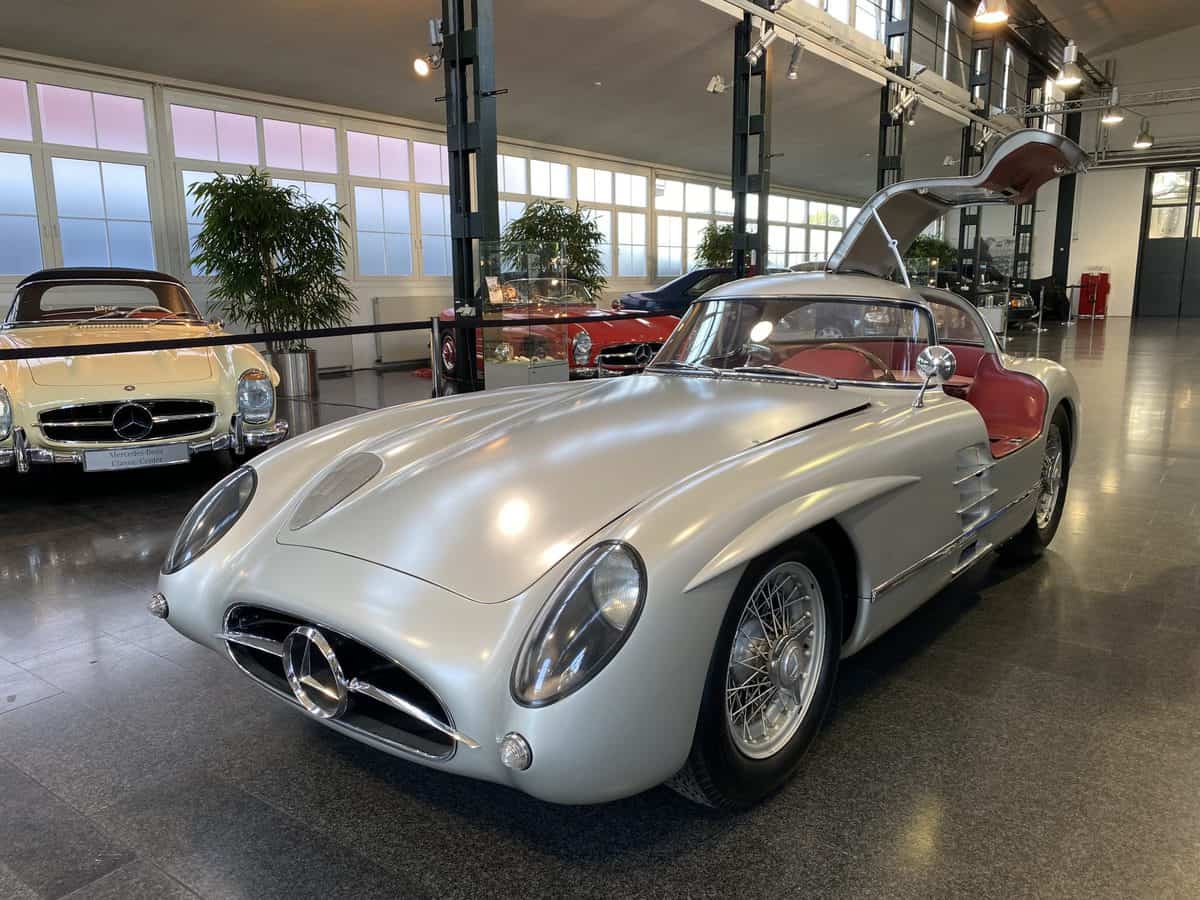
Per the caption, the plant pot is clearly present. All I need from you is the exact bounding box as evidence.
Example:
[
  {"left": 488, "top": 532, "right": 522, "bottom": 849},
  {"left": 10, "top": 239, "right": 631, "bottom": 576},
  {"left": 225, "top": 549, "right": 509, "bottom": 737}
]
[{"left": 271, "top": 349, "right": 319, "bottom": 399}]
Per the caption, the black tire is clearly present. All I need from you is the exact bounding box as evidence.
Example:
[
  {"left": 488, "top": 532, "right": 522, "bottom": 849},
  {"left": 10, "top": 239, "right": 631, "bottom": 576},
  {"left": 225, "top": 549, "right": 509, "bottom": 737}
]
[
  {"left": 998, "top": 404, "right": 1071, "bottom": 562},
  {"left": 669, "top": 533, "right": 843, "bottom": 809}
]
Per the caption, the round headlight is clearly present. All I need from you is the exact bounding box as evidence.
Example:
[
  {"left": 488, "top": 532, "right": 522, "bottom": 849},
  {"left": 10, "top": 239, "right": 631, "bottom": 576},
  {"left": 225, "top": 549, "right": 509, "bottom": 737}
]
[
  {"left": 162, "top": 466, "right": 256, "bottom": 574},
  {"left": 571, "top": 331, "right": 592, "bottom": 365},
  {"left": 492, "top": 341, "right": 514, "bottom": 362},
  {"left": 289, "top": 453, "right": 383, "bottom": 530},
  {"left": 237, "top": 368, "right": 274, "bottom": 425},
  {"left": 512, "top": 541, "right": 645, "bottom": 707},
  {"left": 0, "top": 387, "right": 11, "bottom": 442}
]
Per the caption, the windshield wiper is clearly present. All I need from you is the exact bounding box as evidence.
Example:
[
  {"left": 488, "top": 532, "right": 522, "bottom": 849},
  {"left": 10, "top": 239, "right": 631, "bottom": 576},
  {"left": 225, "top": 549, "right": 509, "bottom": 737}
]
[
  {"left": 647, "top": 360, "right": 717, "bottom": 374},
  {"left": 726, "top": 364, "right": 838, "bottom": 389}
]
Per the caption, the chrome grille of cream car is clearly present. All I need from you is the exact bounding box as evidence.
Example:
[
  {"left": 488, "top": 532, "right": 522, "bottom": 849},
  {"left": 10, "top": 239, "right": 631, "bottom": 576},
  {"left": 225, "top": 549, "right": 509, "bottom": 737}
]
[
  {"left": 219, "top": 605, "right": 464, "bottom": 761},
  {"left": 597, "top": 342, "right": 663, "bottom": 371},
  {"left": 39, "top": 400, "right": 217, "bottom": 443}
]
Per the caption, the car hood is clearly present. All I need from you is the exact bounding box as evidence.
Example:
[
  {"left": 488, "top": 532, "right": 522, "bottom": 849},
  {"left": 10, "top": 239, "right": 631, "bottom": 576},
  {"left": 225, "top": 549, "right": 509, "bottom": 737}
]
[
  {"left": 279, "top": 375, "right": 868, "bottom": 602},
  {"left": 3, "top": 325, "right": 215, "bottom": 387}
]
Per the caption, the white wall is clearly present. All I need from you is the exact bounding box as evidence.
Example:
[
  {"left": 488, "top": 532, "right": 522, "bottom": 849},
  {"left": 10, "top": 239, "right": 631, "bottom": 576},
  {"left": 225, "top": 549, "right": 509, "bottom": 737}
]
[{"left": 1068, "top": 168, "right": 1146, "bottom": 317}]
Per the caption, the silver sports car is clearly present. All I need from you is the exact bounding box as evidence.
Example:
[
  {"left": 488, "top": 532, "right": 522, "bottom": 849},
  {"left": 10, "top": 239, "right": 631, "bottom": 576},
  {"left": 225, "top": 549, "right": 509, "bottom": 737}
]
[{"left": 154, "top": 130, "right": 1084, "bottom": 807}]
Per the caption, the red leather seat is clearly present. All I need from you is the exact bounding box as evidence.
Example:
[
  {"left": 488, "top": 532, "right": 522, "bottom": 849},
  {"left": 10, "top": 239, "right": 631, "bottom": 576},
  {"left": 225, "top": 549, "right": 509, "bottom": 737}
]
[
  {"left": 964, "top": 353, "right": 1047, "bottom": 459},
  {"left": 782, "top": 348, "right": 876, "bottom": 381}
]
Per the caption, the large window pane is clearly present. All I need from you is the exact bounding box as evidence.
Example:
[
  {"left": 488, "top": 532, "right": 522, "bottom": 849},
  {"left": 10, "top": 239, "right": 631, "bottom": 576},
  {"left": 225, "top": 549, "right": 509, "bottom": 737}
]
[
  {"left": 0, "top": 152, "right": 41, "bottom": 274},
  {"left": 263, "top": 119, "right": 302, "bottom": 170},
  {"left": 414, "top": 141, "right": 449, "bottom": 185},
  {"left": 216, "top": 111, "right": 258, "bottom": 164},
  {"left": 53, "top": 158, "right": 154, "bottom": 268},
  {"left": 615, "top": 172, "right": 647, "bottom": 207},
  {"left": 686, "top": 217, "right": 711, "bottom": 269},
  {"left": 0, "top": 78, "right": 32, "bottom": 141},
  {"left": 617, "top": 211, "right": 647, "bottom": 277},
  {"left": 500, "top": 199, "right": 525, "bottom": 231},
  {"left": 93, "top": 93, "right": 147, "bottom": 153},
  {"left": 655, "top": 178, "right": 684, "bottom": 212},
  {"left": 348, "top": 131, "right": 409, "bottom": 181},
  {"left": 578, "top": 167, "right": 612, "bottom": 204},
  {"left": 585, "top": 208, "right": 612, "bottom": 276},
  {"left": 768, "top": 195, "right": 788, "bottom": 222},
  {"left": 354, "top": 186, "right": 411, "bottom": 276},
  {"left": 273, "top": 178, "right": 336, "bottom": 205},
  {"left": 499, "top": 155, "right": 527, "bottom": 194},
  {"left": 419, "top": 191, "right": 451, "bottom": 275},
  {"left": 300, "top": 124, "right": 337, "bottom": 173},
  {"left": 38, "top": 85, "right": 95, "bottom": 148},
  {"left": 685, "top": 183, "right": 712, "bottom": 214},
  {"left": 715, "top": 187, "right": 735, "bottom": 216},
  {"left": 531, "top": 159, "right": 570, "bottom": 199},
  {"left": 656, "top": 214, "right": 683, "bottom": 276},
  {"left": 182, "top": 170, "right": 217, "bottom": 274},
  {"left": 788, "top": 198, "right": 807, "bottom": 224}
]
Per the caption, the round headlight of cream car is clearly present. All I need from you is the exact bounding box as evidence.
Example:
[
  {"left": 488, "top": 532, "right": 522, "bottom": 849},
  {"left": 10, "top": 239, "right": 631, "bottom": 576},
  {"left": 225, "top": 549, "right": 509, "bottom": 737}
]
[
  {"left": 512, "top": 541, "right": 645, "bottom": 707},
  {"left": 162, "top": 466, "right": 256, "bottom": 574},
  {"left": 289, "top": 453, "right": 383, "bottom": 530},
  {"left": 0, "top": 387, "right": 12, "bottom": 442},
  {"left": 237, "top": 368, "right": 274, "bottom": 425}
]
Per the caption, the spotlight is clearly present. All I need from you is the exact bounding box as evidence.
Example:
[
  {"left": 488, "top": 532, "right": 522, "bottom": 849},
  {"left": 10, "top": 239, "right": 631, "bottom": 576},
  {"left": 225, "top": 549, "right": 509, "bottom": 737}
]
[
  {"left": 975, "top": 0, "right": 1009, "bottom": 24},
  {"left": 1056, "top": 40, "right": 1083, "bottom": 89},
  {"left": 1133, "top": 119, "right": 1154, "bottom": 150},
  {"left": 745, "top": 26, "right": 778, "bottom": 66},
  {"left": 905, "top": 97, "right": 920, "bottom": 127},
  {"left": 786, "top": 40, "right": 805, "bottom": 80},
  {"left": 891, "top": 88, "right": 918, "bottom": 123},
  {"left": 706, "top": 74, "right": 729, "bottom": 94},
  {"left": 1101, "top": 87, "right": 1124, "bottom": 125},
  {"left": 415, "top": 17, "right": 444, "bottom": 78}
]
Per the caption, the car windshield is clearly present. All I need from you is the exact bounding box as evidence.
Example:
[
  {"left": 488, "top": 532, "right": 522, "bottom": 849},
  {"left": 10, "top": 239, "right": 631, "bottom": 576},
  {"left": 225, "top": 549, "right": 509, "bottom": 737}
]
[
  {"left": 7, "top": 281, "right": 202, "bottom": 325},
  {"left": 651, "top": 296, "right": 935, "bottom": 386},
  {"left": 494, "top": 278, "right": 594, "bottom": 308}
]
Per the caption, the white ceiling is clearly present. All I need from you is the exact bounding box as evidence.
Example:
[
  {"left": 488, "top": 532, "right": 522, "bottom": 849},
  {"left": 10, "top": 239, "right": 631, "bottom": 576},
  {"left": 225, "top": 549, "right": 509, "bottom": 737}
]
[
  {"left": 1030, "top": 0, "right": 1200, "bottom": 57},
  {"left": 0, "top": 0, "right": 968, "bottom": 198}
]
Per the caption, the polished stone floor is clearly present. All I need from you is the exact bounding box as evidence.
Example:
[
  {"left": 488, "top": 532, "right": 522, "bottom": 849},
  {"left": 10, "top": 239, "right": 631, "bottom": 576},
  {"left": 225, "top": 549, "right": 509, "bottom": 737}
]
[{"left": 3, "top": 319, "right": 1200, "bottom": 899}]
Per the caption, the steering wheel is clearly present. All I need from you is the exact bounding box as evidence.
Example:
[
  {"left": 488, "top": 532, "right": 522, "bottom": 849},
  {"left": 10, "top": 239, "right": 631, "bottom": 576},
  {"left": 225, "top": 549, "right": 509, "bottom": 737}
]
[
  {"left": 123, "top": 305, "right": 174, "bottom": 319},
  {"left": 813, "top": 343, "right": 896, "bottom": 382}
]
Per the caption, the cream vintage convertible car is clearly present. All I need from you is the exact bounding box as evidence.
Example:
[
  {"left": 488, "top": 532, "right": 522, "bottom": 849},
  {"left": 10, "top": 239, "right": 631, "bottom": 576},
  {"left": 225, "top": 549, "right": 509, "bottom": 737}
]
[
  {"left": 0, "top": 268, "right": 287, "bottom": 473},
  {"left": 152, "top": 130, "right": 1083, "bottom": 808}
]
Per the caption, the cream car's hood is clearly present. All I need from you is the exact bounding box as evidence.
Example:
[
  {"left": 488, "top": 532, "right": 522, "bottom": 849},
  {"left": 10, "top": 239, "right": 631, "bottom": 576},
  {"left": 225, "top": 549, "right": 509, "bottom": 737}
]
[
  {"left": 2, "top": 325, "right": 215, "bottom": 387},
  {"left": 279, "top": 375, "right": 869, "bottom": 602}
]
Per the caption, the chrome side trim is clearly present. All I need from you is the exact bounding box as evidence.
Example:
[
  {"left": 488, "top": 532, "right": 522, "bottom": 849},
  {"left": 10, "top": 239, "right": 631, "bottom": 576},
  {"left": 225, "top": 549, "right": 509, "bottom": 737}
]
[
  {"left": 950, "top": 542, "right": 994, "bottom": 576},
  {"left": 217, "top": 630, "right": 284, "bottom": 658},
  {"left": 347, "top": 679, "right": 481, "bottom": 750},
  {"left": 953, "top": 462, "right": 995, "bottom": 486},
  {"left": 955, "top": 487, "right": 998, "bottom": 516},
  {"left": 870, "top": 481, "right": 1039, "bottom": 602}
]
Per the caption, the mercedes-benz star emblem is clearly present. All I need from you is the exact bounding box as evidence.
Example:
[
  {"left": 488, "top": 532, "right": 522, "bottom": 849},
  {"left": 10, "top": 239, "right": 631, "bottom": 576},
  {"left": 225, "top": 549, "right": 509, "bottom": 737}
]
[
  {"left": 634, "top": 343, "right": 656, "bottom": 366},
  {"left": 282, "top": 626, "right": 349, "bottom": 719},
  {"left": 111, "top": 403, "right": 154, "bottom": 442}
]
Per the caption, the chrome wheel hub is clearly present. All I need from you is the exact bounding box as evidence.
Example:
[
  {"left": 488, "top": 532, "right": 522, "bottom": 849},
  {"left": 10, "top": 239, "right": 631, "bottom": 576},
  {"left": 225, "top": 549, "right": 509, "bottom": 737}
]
[
  {"left": 726, "top": 562, "right": 826, "bottom": 759},
  {"left": 1036, "top": 424, "right": 1064, "bottom": 531}
]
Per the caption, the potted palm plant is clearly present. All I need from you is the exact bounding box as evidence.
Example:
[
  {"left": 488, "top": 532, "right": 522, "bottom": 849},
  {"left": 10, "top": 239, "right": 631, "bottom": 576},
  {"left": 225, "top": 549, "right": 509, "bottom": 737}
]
[
  {"left": 695, "top": 222, "right": 735, "bottom": 268},
  {"left": 189, "top": 170, "right": 355, "bottom": 398}
]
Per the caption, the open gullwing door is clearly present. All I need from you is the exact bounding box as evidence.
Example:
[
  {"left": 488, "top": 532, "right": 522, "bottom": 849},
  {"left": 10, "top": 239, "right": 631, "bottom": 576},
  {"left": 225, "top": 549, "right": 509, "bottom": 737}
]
[{"left": 828, "top": 129, "right": 1088, "bottom": 279}]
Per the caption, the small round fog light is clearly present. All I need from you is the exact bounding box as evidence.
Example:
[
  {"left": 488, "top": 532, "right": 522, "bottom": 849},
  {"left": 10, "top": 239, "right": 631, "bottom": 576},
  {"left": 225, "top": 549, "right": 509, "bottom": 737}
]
[
  {"left": 148, "top": 592, "right": 169, "bottom": 619},
  {"left": 498, "top": 732, "right": 532, "bottom": 770}
]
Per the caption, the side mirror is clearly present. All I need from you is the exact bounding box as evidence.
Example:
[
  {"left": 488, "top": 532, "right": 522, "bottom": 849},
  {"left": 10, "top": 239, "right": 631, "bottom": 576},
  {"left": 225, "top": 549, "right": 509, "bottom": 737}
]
[
  {"left": 916, "top": 345, "right": 957, "bottom": 383},
  {"left": 913, "top": 345, "right": 957, "bottom": 408}
]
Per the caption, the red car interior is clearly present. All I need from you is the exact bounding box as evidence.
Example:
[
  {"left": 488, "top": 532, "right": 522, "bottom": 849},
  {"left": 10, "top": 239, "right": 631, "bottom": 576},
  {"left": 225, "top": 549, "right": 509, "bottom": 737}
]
[{"left": 779, "top": 339, "right": 1047, "bottom": 460}]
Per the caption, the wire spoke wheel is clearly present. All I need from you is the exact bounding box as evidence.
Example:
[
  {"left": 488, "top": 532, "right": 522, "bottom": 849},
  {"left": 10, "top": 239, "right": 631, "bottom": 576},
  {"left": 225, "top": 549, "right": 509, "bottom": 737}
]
[
  {"left": 1036, "top": 424, "right": 1064, "bottom": 531},
  {"left": 725, "top": 562, "right": 826, "bottom": 760}
]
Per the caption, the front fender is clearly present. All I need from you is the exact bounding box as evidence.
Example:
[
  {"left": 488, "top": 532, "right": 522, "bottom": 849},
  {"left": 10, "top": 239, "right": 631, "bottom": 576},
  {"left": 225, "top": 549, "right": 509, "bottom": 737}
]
[{"left": 682, "top": 475, "right": 920, "bottom": 593}]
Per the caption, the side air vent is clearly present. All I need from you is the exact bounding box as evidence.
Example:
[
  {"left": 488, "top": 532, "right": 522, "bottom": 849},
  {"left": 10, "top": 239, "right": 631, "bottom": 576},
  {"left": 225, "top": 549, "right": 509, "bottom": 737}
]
[{"left": 951, "top": 444, "right": 996, "bottom": 571}]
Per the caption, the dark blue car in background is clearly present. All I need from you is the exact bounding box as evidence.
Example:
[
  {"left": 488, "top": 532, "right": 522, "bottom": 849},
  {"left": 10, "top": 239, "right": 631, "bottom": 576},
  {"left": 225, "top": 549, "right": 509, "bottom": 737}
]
[{"left": 613, "top": 267, "right": 736, "bottom": 315}]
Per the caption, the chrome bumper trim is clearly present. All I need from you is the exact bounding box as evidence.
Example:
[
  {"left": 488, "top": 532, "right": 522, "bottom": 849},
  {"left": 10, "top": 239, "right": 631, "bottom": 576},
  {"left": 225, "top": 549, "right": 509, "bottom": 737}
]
[
  {"left": 1, "top": 420, "right": 289, "bottom": 471},
  {"left": 347, "top": 678, "right": 481, "bottom": 750}
]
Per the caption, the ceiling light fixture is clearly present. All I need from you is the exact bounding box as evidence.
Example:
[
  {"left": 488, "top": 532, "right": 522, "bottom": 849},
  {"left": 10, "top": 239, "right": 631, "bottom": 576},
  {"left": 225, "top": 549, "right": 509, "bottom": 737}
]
[
  {"left": 745, "top": 26, "right": 778, "bottom": 66},
  {"left": 786, "top": 40, "right": 805, "bottom": 80},
  {"left": 414, "top": 17, "right": 444, "bottom": 78},
  {"left": 1056, "top": 40, "right": 1083, "bottom": 89},
  {"left": 1133, "top": 119, "right": 1154, "bottom": 150},
  {"left": 974, "top": 0, "right": 1009, "bottom": 24},
  {"left": 1101, "top": 86, "right": 1124, "bottom": 125}
]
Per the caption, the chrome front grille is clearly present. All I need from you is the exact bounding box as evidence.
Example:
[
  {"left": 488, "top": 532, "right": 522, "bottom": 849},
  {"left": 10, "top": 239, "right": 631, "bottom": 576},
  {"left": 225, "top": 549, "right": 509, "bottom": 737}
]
[
  {"left": 596, "top": 342, "right": 662, "bottom": 371},
  {"left": 38, "top": 400, "right": 217, "bottom": 443},
  {"left": 219, "top": 605, "right": 464, "bottom": 761}
]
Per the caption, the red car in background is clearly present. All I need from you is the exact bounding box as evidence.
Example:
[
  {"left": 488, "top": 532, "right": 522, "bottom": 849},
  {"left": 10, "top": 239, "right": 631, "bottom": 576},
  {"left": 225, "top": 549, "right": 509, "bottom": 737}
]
[{"left": 438, "top": 278, "right": 678, "bottom": 386}]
